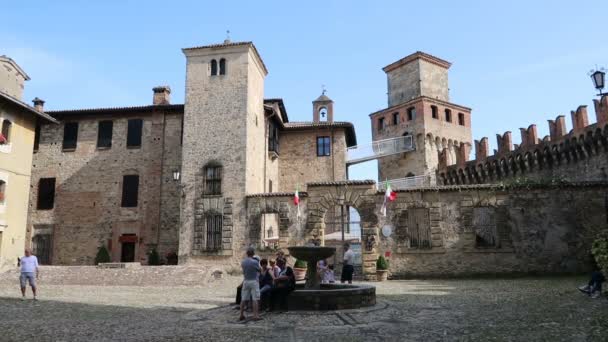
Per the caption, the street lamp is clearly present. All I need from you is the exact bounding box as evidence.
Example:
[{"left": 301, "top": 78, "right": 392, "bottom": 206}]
[
  {"left": 589, "top": 67, "right": 606, "bottom": 96},
  {"left": 172, "top": 169, "right": 180, "bottom": 182}
]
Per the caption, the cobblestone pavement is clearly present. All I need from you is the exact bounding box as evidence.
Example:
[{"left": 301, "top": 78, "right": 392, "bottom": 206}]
[{"left": 0, "top": 276, "right": 606, "bottom": 341}]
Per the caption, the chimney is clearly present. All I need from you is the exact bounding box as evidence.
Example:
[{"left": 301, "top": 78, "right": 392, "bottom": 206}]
[
  {"left": 153, "top": 86, "right": 171, "bottom": 105},
  {"left": 32, "top": 97, "right": 45, "bottom": 111}
]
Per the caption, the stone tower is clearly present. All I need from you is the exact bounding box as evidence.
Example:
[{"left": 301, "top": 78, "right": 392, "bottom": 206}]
[
  {"left": 312, "top": 92, "right": 334, "bottom": 123},
  {"left": 370, "top": 51, "right": 472, "bottom": 183},
  {"left": 180, "top": 41, "right": 268, "bottom": 261}
]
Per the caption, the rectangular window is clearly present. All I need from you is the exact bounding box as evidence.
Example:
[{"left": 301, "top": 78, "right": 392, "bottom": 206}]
[
  {"left": 407, "top": 107, "right": 416, "bottom": 121},
  {"left": 268, "top": 122, "right": 279, "bottom": 153},
  {"left": 33, "top": 123, "right": 41, "bottom": 152},
  {"left": 378, "top": 117, "right": 385, "bottom": 131},
  {"left": 269, "top": 180, "right": 273, "bottom": 193},
  {"left": 121, "top": 175, "right": 139, "bottom": 207},
  {"left": 206, "top": 214, "right": 223, "bottom": 250},
  {"left": 431, "top": 106, "right": 438, "bottom": 119},
  {"left": 458, "top": 113, "right": 465, "bottom": 126},
  {"left": 62, "top": 122, "right": 78, "bottom": 150},
  {"left": 37, "top": 178, "right": 56, "bottom": 210},
  {"left": 407, "top": 208, "right": 431, "bottom": 249},
  {"left": 97, "top": 120, "right": 113, "bottom": 148},
  {"left": 127, "top": 119, "right": 143, "bottom": 148},
  {"left": 445, "top": 109, "right": 452, "bottom": 123},
  {"left": 474, "top": 207, "right": 497, "bottom": 248},
  {"left": 317, "top": 136, "right": 331, "bottom": 156},
  {"left": 392, "top": 112, "right": 399, "bottom": 125},
  {"left": 204, "top": 166, "right": 222, "bottom": 195}
]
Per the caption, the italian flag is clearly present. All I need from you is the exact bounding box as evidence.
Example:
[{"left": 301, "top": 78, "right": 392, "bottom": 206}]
[
  {"left": 294, "top": 185, "right": 300, "bottom": 217},
  {"left": 381, "top": 180, "right": 396, "bottom": 216}
]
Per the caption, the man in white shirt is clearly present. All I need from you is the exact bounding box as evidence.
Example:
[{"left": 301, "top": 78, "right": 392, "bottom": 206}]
[
  {"left": 341, "top": 242, "right": 355, "bottom": 284},
  {"left": 19, "top": 248, "right": 39, "bottom": 300}
]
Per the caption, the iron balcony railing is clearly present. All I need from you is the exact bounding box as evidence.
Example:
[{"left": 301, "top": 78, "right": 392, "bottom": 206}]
[
  {"left": 378, "top": 174, "right": 435, "bottom": 191},
  {"left": 346, "top": 135, "right": 415, "bottom": 165}
]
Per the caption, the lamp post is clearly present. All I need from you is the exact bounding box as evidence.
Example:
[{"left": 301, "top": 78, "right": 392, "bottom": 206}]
[
  {"left": 590, "top": 67, "right": 606, "bottom": 96},
  {"left": 172, "top": 169, "right": 180, "bottom": 182}
]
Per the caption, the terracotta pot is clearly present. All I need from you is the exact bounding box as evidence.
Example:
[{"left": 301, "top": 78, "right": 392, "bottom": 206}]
[
  {"left": 293, "top": 267, "right": 307, "bottom": 281},
  {"left": 376, "top": 269, "right": 388, "bottom": 281}
]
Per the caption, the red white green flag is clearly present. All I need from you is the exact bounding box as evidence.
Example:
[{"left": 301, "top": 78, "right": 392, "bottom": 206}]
[
  {"left": 381, "top": 180, "right": 396, "bottom": 216},
  {"left": 294, "top": 184, "right": 300, "bottom": 218}
]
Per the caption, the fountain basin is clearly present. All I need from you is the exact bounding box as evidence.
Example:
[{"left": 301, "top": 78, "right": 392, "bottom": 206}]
[{"left": 287, "top": 283, "right": 376, "bottom": 311}]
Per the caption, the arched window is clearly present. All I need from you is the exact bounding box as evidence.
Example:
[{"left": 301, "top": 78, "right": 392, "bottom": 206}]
[
  {"left": 0, "top": 180, "right": 6, "bottom": 203},
  {"left": 1, "top": 119, "right": 12, "bottom": 144},
  {"left": 210, "top": 59, "right": 218, "bottom": 76},
  {"left": 431, "top": 105, "right": 438, "bottom": 119},
  {"left": 319, "top": 107, "right": 328, "bottom": 122},
  {"left": 203, "top": 163, "right": 222, "bottom": 195},
  {"left": 458, "top": 113, "right": 465, "bottom": 126},
  {"left": 444, "top": 109, "right": 452, "bottom": 122},
  {"left": 219, "top": 58, "right": 226, "bottom": 75}
]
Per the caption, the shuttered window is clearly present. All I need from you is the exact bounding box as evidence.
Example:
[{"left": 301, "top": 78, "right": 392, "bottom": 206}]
[
  {"left": 121, "top": 175, "right": 139, "bottom": 207},
  {"left": 97, "top": 120, "right": 113, "bottom": 148},
  {"left": 62, "top": 122, "right": 78, "bottom": 150},
  {"left": 206, "top": 214, "right": 223, "bottom": 250},
  {"left": 37, "top": 178, "right": 56, "bottom": 210},
  {"left": 126, "top": 119, "right": 143, "bottom": 148}
]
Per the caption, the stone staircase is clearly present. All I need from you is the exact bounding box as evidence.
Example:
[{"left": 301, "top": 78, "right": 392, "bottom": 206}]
[{"left": 0, "top": 265, "right": 226, "bottom": 286}]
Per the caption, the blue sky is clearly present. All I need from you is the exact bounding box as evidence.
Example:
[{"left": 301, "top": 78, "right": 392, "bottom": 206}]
[{"left": 3, "top": 0, "right": 607, "bottom": 180}]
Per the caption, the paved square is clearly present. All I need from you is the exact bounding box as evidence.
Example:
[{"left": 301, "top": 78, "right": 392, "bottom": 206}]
[{"left": 0, "top": 276, "right": 606, "bottom": 341}]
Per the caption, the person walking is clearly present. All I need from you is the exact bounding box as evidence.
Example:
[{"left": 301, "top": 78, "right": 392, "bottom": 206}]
[
  {"left": 341, "top": 242, "right": 354, "bottom": 284},
  {"left": 19, "top": 248, "right": 39, "bottom": 301},
  {"left": 239, "top": 247, "right": 262, "bottom": 321}
]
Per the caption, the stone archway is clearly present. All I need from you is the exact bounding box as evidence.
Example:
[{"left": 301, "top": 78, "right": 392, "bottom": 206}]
[
  {"left": 304, "top": 181, "right": 380, "bottom": 280},
  {"left": 247, "top": 195, "right": 293, "bottom": 250}
]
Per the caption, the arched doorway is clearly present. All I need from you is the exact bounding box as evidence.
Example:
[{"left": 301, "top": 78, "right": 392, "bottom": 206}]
[{"left": 323, "top": 204, "right": 362, "bottom": 278}]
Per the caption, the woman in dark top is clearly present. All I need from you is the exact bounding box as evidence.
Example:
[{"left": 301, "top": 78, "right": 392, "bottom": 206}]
[{"left": 271, "top": 258, "right": 296, "bottom": 311}]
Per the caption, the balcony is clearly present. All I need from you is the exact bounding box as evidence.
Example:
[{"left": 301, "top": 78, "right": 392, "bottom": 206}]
[
  {"left": 378, "top": 174, "right": 435, "bottom": 191},
  {"left": 346, "top": 135, "right": 415, "bottom": 165}
]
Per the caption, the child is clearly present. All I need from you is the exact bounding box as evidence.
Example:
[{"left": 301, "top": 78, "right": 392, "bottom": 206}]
[{"left": 323, "top": 264, "right": 336, "bottom": 284}]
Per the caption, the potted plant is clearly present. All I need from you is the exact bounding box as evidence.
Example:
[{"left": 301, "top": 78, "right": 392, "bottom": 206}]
[
  {"left": 376, "top": 255, "right": 389, "bottom": 281},
  {"left": 293, "top": 259, "right": 307, "bottom": 281}
]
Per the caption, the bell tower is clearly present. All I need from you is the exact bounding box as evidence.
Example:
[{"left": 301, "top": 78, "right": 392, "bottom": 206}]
[{"left": 312, "top": 89, "right": 334, "bottom": 123}]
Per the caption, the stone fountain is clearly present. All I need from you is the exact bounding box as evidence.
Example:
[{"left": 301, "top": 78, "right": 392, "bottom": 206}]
[
  {"left": 288, "top": 246, "right": 336, "bottom": 289},
  {"left": 286, "top": 245, "right": 376, "bottom": 310}
]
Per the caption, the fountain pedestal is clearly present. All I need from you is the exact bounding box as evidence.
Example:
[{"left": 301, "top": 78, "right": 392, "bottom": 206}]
[{"left": 288, "top": 246, "right": 335, "bottom": 289}]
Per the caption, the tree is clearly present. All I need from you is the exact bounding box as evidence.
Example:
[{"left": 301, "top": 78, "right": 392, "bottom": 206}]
[{"left": 95, "top": 246, "right": 111, "bottom": 265}]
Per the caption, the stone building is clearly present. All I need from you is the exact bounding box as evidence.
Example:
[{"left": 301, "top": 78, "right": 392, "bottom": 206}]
[
  {"left": 27, "top": 41, "right": 356, "bottom": 265},
  {"left": 369, "top": 52, "right": 472, "bottom": 183},
  {"left": 22, "top": 42, "right": 608, "bottom": 279},
  {"left": 0, "top": 56, "right": 57, "bottom": 270}
]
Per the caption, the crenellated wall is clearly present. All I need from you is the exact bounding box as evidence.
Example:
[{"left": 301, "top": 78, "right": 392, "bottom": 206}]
[{"left": 438, "top": 96, "right": 608, "bottom": 185}]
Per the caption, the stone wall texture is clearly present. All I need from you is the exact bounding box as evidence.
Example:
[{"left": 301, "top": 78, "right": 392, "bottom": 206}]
[{"left": 27, "top": 109, "right": 182, "bottom": 265}]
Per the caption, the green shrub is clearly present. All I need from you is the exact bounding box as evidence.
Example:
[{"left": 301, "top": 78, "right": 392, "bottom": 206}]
[
  {"left": 294, "top": 259, "right": 307, "bottom": 268},
  {"left": 95, "top": 245, "right": 111, "bottom": 265},
  {"left": 148, "top": 249, "right": 161, "bottom": 266},
  {"left": 376, "top": 256, "right": 389, "bottom": 270},
  {"left": 591, "top": 232, "right": 608, "bottom": 273}
]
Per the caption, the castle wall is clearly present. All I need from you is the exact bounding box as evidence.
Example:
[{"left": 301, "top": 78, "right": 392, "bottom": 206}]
[
  {"left": 379, "top": 184, "right": 606, "bottom": 277},
  {"left": 439, "top": 97, "right": 608, "bottom": 185}
]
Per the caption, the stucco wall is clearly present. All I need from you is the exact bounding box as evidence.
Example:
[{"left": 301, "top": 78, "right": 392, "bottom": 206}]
[{"left": 0, "top": 104, "right": 36, "bottom": 270}]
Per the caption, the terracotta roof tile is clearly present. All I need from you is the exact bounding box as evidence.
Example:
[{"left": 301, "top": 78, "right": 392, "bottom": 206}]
[
  {"left": 307, "top": 180, "right": 376, "bottom": 187},
  {"left": 182, "top": 41, "right": 268, "bottom": 75},
  {"left": 246, "top": 192, "right": 308, "bottom": 198},
  {"left": 0, "top": 91, "right": 57, "bottom": 123},
  {"left": 283, "top": 121, "right": 357, "bottom": 146}
]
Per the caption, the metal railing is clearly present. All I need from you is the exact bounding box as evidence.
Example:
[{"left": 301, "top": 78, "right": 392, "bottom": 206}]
[
  {"left": 378, "top": 174, "right": 435, "bottom": 191},
  {"left": 346, "top": 135, "right": 415, "bottom": 165}
]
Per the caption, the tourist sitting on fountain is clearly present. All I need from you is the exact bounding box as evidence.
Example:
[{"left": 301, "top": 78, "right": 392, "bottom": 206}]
[
  {"left": 271, "top": 258, "right": 296, "bottom": 311},
  {"left": 323, "top": 264, "right": 336, "bottom": 284},
  {"left": 258, "top": 259, "right": 274, "bottom": 309},
  {"left": 269, "top": 259, "right": 281, "bottom": 278}
]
